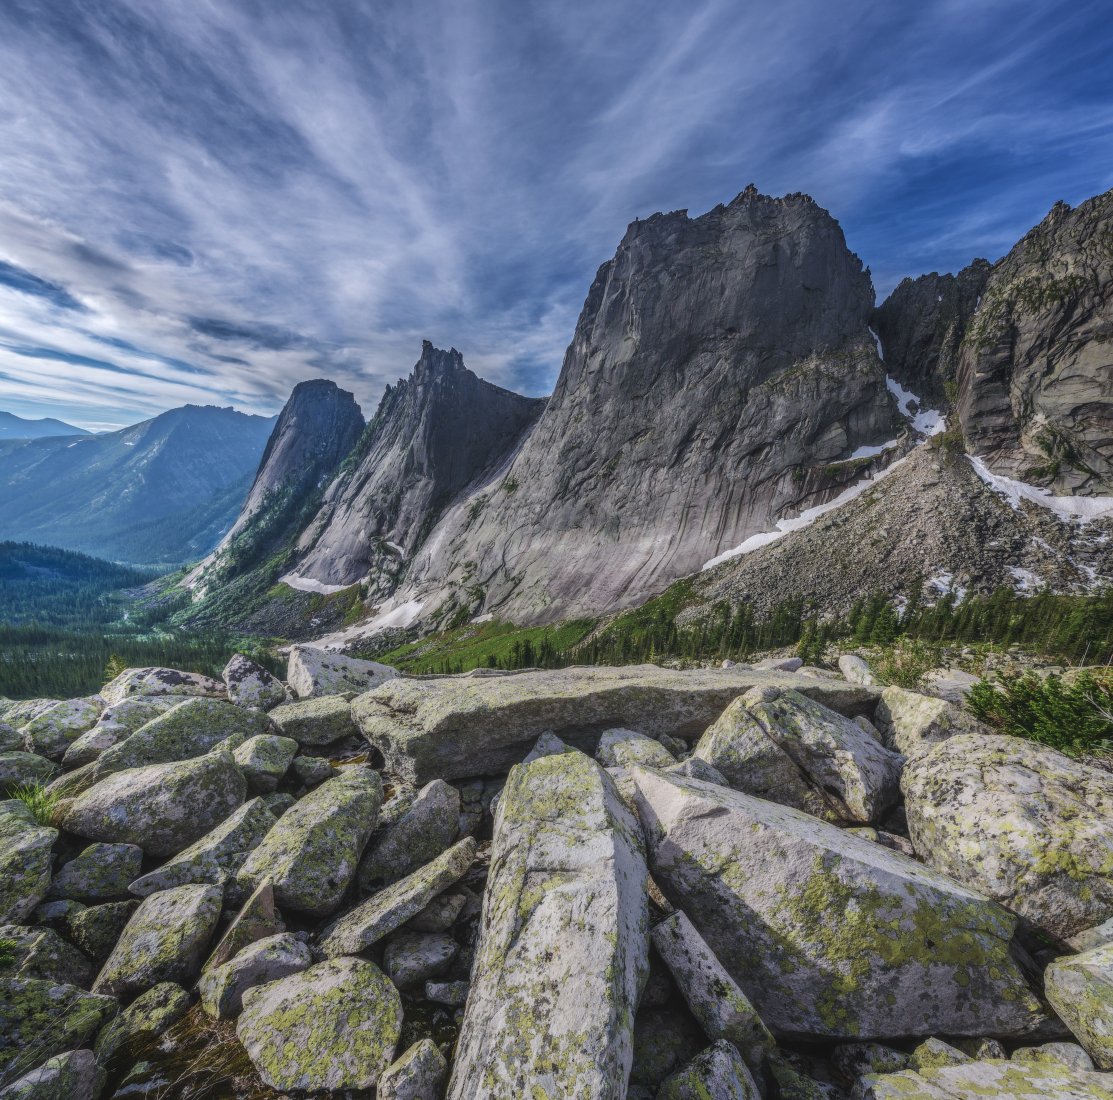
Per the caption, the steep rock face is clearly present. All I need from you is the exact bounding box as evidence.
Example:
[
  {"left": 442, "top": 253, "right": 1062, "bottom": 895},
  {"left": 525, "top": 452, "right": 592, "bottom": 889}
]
[
  {"left": 213, "top": 380, "right": 365, "bottom": 566},
  {"left": 400, "top": 188, "right": 901, "bottom": 624},
  {"left": 873, "top": 260, "right": 991, "bottom": 406},
  {"left": 958, "top": 190, "right": 1113, "bottom": 493},
  {"left": 291, "top": 342, "right": 544, "bottom": 593}
]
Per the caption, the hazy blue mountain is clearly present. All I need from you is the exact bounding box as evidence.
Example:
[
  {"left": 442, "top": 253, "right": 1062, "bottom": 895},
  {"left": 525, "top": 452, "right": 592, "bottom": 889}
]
[
  {"left": 0, "top": 410, "right": 90, "bottom": 440},
  {"left": 0, "top": 404, "right": 277, "bottom": 566}
]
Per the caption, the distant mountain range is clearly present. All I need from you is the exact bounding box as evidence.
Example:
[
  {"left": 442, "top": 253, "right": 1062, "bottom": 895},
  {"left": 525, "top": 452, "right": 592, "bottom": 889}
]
[
  {"left": 0, "top": 410, "right": 90, "bottom": 440},
  {"left": 0, "top": 404, "right": 277, "bottom": 566}
]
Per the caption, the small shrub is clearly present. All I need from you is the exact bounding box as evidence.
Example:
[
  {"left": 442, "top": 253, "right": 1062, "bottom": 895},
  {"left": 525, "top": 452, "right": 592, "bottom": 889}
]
[
  {"left": 501, "top": 477, "right": 519, "bottom": 494},
  {"left": 874, "top": 639, "right": 940, "bottom": 689},
  {"left": 9, "top": 782, "right": 62, "bottom": 827},
  {"left": 103, "top": 654, "right": 127, "bottom": 683},
  {"left": 966, "top": 671, "right": 1113, "bottom": 759},
  {"left": 0, "top": 937, "right": 17, "bottom": 970}
]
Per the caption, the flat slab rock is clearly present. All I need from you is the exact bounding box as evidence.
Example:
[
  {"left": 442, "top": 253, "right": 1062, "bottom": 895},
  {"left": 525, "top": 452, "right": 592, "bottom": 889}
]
[
  {"left": 446, "top": 750, "right": 648, "bottom": 1099},
  {"left": 101, "top": 666, "right": 226, "bottom": 706},
  {"left": 287, "top": 645, "right": 398, "bottom": 699},
  {"left": 851, "top": 1058, "right": 1113, "bottom": 1098},
  {"left": 630, "top": 766, "right": 1044, "bottom": 1041},
  {"left": 354, "top": 663, "right": 878, "bottom": 785}
]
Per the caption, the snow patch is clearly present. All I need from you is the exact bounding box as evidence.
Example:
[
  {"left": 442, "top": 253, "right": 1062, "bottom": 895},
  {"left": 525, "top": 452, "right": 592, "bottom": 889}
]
[
  {"left": 367, "top": 598, "right": 425, "bottom": 631},
  {"left": 848, "top": 439, "right": 900, "bottom": 460},
  {"left": 869, "top": 326, "right": 884, "bottom": 361},
  {"left": 383, "top": 540, "right": 404, "bottom": 556},
  {"left": 279, "top": 573, "right": 349, "bottom": 595},
  {"left": 703, "top": 457, "right": 908, "bottom": 570},
  {"left": 927, "top": 572, "right": 967, "bottom": 602},
  {"left": 472, "top": 612, "right": 495, "bottom": 624},
  {"left": 1008, "top": 566, "right": 1044, "bottom": 593},
  {"left": 885, "top": 376, "right": 945, "bottom": 436},
  {"left": 967, "top": 456, "right": 1113, "bottom": 521}
]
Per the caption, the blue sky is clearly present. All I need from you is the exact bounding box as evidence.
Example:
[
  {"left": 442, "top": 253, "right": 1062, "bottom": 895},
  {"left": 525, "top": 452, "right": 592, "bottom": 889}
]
[{"left": 0, "top": 0, "right": 1110, "bottom": 431}]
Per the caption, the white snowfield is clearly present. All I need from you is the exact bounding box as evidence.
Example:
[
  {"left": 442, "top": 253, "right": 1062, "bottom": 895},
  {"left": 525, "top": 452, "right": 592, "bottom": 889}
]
[
  {"left": 885, "top": 376, "right": 946, "bottom": 437},
  {"left": 967, "top": 455, "right": 1113, "bottom": 522},
  {"left": 278, "top": 573, "right": 350, "bottom": 595}
]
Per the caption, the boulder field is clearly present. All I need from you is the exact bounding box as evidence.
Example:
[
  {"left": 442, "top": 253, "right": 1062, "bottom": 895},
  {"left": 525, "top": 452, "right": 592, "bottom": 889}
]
[{"left": 0, "top": 645, "right": 1112, "bottom": 1098}]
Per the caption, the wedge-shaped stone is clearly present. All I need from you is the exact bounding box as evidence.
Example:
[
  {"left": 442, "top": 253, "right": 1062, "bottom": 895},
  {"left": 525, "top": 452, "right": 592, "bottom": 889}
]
[
  {"left": 93, "top": 882, "right": 222, "bottom": 996},
  {"left": 287, "top": 645, "right": 398, "bottom": 699},
  {"left": 0, "top": 1047, "right": 103, "bottom": 1100},
  {"left": 269, "top": 695, "right": 357, "bottom": 745},
  {"left": 379, "top": 1038, "right": 448, "bottom": 1100},
  {"left": 1046, "top": 942, "right": 1113, "bottom": 1070},
  {"left": 67, "top": 900, "right": 136, "bottom": 963},
  {"left": 597, "top": 727, "right": 676, "bottom": 769},
  {"left": 204, "top": 880, "right": 283, "bottom": 972},
  {"left": 62, "top": 697, "right": 183, "bottom": 769},
  {"left": 658, "top": 1040, "right": 761, "bottom": 1100},
  {"left": 237, "top": 956, "right": 402, "bottom": 1092},
  {"left": 49, "top": 842, "right": 142, "bottom": 902},
  {"left": 0, "top": 752, "right": 56, "bottom": 793},
  {"left": 903, "top": 734, "right": 1113, "bottom": 939},
  {"left": 358, "top": 779, "right": 460, "bottom": 889},
  {"left": 693, "top": 687, "right": 902, "bottom": 823},
  {"left": 0, "top": 801, "right": 56, "bottom": 924},
  {"left": 0, "top": 721, "right": 21, "bottom": 753},
  {"left": 236, "top": 765, "right": 381, "bottom": 915},
  {"left": 19, "top": 697, "right": 103, "bottom": 760},
  {"left": 223, "top": 654, "right": 286, "bottom": 711},
  {"left": 198, "top": 932, "right": 311, "bottom": 1018},
  {"left": 630, "top": 767, "right": 1044, "bottom": 1040},
  {"left": 446, "top": 751, "right": 648, "bottom": 1099},
  {"left": 0, "top": 978, "right": 115, "bottom": 1077},
  {"left": 101, "top": 666, "right": 225, "bottom": 706},
  {"left": 0, "top": 924, "right": 94, "bottom": 987},
  {"left": 320, "top": 837, "right": 476, "bottom": 956},
  {"left": 93, "top": 981, "right": 190, "bottom": 1061},
  {"left": 129, "top": 797, "right": 276, "bottom": 896},
  {"left": 851, "top": 1059, "right": 1113, "bottom": 1098},
  {"left": 354, "top": 663, "right": 877, "bottom": 785},
  {"left": 876, "top": 685, "right": 987, "bottom": 755},
  {"left": 61, "top": 751, "right": 246, "bottom": 857},
  {"left": 232, "top": 735, "right": 297, "bottom": 793}
]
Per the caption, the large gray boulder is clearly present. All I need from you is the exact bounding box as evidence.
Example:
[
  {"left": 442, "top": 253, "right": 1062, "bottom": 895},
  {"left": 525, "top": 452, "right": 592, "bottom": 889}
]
[
  {"left": 1045, "top": 942, "right": 1113, "bottom": 1070},
  {"left": 287, "top": 645, "right": 398, "bottom": 699},
  {"left": 0, "top": 1048, "right": 103, "bottom": 1100},
  {"left": 0, "top": 802, "right": 55, "bottom": 924},
  {"left": 100, "top": 666, "right": 226, "bottom": 706},
  {"left": 236, "top": 956, "right": 402, "bottom": 1092},
  {"left": 222, "top": 653, "right": 286, "bottom": 711},
  {"left": 18, "top": 697, "right": 103, "bottom": 760},
  {"left": 658, "top": 1041, "right": 762, "bottom": 1100},
  {"left": 354, "top": 664, "right": 877, "bottom": 785},
  {"left": 232, "top": 734, "right": 297, "bottom": 792},
  {"left": 48, "top": 842, "right": 143, "bottom": 902},
  {"left": 268, "top": 694, "right": 357, "bottom": 746},
  {"left": 236, "top": 765, "right": 382, "bottom": 915},
  {"left": 62, "top": 696, "right": 183, "bottom": 769},
  {"left": 446, "top": 751, "right": 648, "bottom": 1099},
  {"left": 129, "top": 796, "right": 276, "bottom": 896},
  {"left": 875, "top": 686, "right": 988, "bottom": 755},
  {"left": 903, "top": 734, "right": 1113, "bottom": 939},
  {"left": 358, "top": 779, "right": 460, "bottom": 889},
  {"left": 0, "top": 924, "right": 95, "bottom": 987},
  {"left": 61, "top": 750, "right": 246, "bottom": 857},
  {"left": 204, "top": 880, "right": 283, "bottom": 972},
  {"left": 198, "top": 932, "right": 311, "bottom": 1018},
  {"left": 630, "top": 767, "right": 1044, "bottom": 1040},
  {"left": 378, "top": 1038, "right": 448, "bottom": 1100},
  {"left": 93, "top": 882, "right": 222, "bottom": 995},
  {"left": 93, "top": 981, "right": 191, "bottom": 1060},
  {"left": 693, "top": 687, "right": 902, "bottom": 823},
  {"left": 596, "top": 727, "right": 676, "bottom": 769},
  {"left": 0, "top": 753, "right": 56, "bottom": 793},
  {"left": 851, "top": 1058, "right": 1113, "bottom": 1098}
]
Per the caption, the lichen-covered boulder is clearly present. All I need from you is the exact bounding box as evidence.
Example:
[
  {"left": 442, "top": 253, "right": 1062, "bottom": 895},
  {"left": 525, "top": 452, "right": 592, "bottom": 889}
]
[
  {"left": 19, "top": 697, "right": 103, "bottom": 760},
  {"left": 0, "top": 752, "right": 56, "bottom": 793},
  {"left": 0, "top": 802, "right": 56, "bottom": 924},
  {"left": 354, "top": 663, "right": 877, "bottom": 785},
  {"left": 875, "top": 685, "right": 988, "bottom": 755},
  {"left": 231, "top": 735, "right": 297, "bottom": 793},
  {"left": 652, "top": 910, "right": 774, "bottom": 1067},
  {"left": 903, "top": 734, "right": 1113, "bottom": 939},
  {"left": 62, "top": 696, "right": 184, "bottom": 769},
  {"left": 693, "top": 687, "right": 903, "bottom": 824},
  {"left": 66, "top": 900, "right": 138, "bottom": 964},
  {"left": 236, "top": 766, "right": 382, "bottom": 915},
  {"left": 236, "top": 956, "right": 402, "bottom": 1092},
  {"left": 839, "top": 654, "right": 877, "bottom": 686},
  {"left": 48, "top": 842, "right": 142, "bottom": 902},
  {"left": 378, "top": 1038, "right": 448, "bottom": 1100},
  {"left": 0, "top": 1048, "right": 103, "bottom": 1100},
  {"left": 1046, "top": 943, "right": 1113, "bottom": 1070},
  {"left": 90, "top": 697, "right": 274, "bottom": 781},
  {"left": 630, "top": 767, "right": 1044, "bottom": 1040},
  {"left": 658, "top": 1040, "right": 762, "bottom": 1100},
  {"left": 446, "top": 751, "right": 648, "bottom": 1099},
  {"left": 289, "top": 754, "right": 335, "bottom": 787},
  {"left": 320, "top": 837, "right": 476, "bottom": 957},
  {"left": 596, "top": 727, "right": 676, "bottom": 769},
  {"left": 100, "top": 666, "right": 225, "bottom": 706},
  {"left": 222, "top": 654, "right": 286, "bottom": 711},
  {"left": 358, "top": 779, "right": 460, "bottom": 890},
  {"left": 129, "top": 797, "right": 276, "bottom": 897},
  {"left": 851, "top": 1059, "right": 1113, "bottom": 1098},
  {"left": 1013, "top": 1042, "right": 1095, "bottom": 1072},
  {"left": 0, "top": 978, "right": 115, "bottom": 1077},
  {"left": 269, "top": 694, "right": 358, "bottom": 746},
  {"left": 287, "top": 645, "right": 398, "bottom": 699},
  {"left": 383, "top": 931, "right": 457, "bottom": 990},
  {"left": 61, "top": 750, "right": 246, "bottom": 857},
  {"left": 198, "top": 932, "right": 311, "bottom": 1018},
  {"left": 94, "top": 981, "right": 190, "bottom": 1061},
  {"left": 204, "top": 880, "right": 284, "bottom": 972},
  {"left": 0, "top": 721, "right": 21, "bottom": 753},
  {"left": 0, "top": 925, "right": 94, "bottom": 987},
  {"left": 92, "top": 883, "right": 222, "bottom": 996}
]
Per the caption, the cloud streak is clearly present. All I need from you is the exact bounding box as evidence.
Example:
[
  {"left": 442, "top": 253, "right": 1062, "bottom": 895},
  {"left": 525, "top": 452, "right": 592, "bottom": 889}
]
[{"left": 0, "top": 0, "right": 1109, "bottom": 429}]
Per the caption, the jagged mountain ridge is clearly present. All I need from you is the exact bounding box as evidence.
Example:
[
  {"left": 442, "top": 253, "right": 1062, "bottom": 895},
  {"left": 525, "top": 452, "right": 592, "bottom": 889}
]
[{"left": 0, "top": 405, "right": 276, "bottom": 565}]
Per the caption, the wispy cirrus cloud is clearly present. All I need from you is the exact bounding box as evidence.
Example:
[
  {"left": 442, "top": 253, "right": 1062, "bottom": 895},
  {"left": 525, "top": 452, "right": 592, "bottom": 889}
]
[{"left": 0, "top": 0, "right": 1109, "bottom": 430}]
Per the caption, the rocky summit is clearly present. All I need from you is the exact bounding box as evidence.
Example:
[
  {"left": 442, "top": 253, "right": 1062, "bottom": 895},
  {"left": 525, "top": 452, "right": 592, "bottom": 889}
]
[{"left": 3, "top": 649, "right": 1113, "bottom": 1097}]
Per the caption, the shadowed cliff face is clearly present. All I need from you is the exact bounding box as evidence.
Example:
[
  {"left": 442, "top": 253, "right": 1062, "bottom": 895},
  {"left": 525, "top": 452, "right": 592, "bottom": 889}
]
[
  {"left": 398, "top": 187, "right": 902, "bottom": 624},
  {"left": 291, "top": 342, "right": 545, "bottom": 594},
  {"left": 958, "top": 189, "right": 1113, "bottom": 494},
  {"left": 873, "top": 260, "right": 991, "bottom": 407}
]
